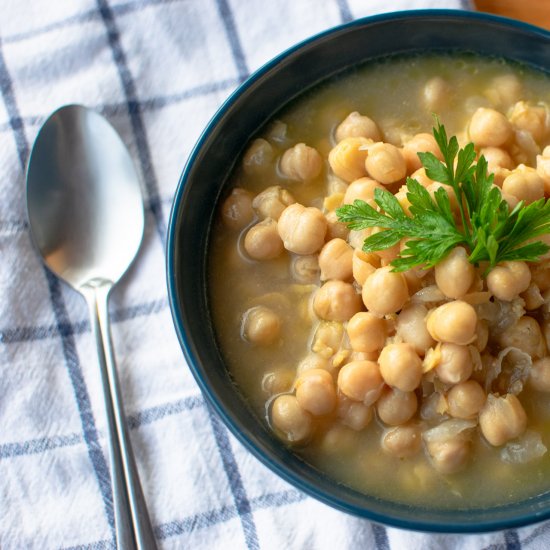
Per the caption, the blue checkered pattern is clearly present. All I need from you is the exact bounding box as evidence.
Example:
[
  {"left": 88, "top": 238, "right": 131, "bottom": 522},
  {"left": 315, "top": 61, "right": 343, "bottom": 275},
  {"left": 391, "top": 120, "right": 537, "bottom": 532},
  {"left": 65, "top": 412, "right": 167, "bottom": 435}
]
[{"left": 1, "top": 0, "right": 548, "bottom": 548}]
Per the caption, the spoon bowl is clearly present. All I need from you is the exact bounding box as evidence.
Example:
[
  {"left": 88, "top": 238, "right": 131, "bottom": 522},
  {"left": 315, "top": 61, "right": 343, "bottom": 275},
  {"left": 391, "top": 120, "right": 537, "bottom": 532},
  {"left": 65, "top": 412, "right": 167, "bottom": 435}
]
[
  {"left": 26, "top": 104, "right": 143, "bottom": 289},
  {"left": 26, "top": 104, "right": 156, "bottom": 549}
]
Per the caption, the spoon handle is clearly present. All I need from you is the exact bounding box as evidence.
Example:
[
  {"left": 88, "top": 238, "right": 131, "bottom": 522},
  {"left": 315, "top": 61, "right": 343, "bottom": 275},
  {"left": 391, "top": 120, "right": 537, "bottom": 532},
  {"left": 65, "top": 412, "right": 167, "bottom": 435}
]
[{"left": 84, "top": 283, "right": 158, "bottom": 550}]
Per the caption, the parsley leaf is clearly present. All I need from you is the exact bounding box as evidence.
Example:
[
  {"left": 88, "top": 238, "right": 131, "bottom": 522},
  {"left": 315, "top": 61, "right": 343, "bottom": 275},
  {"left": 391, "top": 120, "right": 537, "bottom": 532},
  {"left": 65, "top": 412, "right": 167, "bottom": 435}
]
[{"left": 336, "top": 118, "right": 550, "bottom": 274}]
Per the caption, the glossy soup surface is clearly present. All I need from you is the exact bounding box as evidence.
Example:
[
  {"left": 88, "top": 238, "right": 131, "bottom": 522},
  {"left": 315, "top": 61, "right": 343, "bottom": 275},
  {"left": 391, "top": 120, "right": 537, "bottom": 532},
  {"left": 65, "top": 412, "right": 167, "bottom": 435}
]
[{"left": 209, "top": 53, "right": 550, "bottom": 508}]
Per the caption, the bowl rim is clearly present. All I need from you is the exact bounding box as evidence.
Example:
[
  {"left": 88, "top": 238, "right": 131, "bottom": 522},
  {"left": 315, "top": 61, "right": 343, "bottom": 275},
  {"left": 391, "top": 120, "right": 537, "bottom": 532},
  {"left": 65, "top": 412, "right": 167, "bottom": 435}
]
[{"left": 167, "top": 9, "right": 550, "bottom": 533}]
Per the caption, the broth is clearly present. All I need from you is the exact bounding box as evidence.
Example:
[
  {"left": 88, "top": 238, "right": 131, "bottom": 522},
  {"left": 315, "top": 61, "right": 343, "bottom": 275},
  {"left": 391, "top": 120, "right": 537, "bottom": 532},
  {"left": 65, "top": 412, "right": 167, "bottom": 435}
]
[{"left": 209, "top": 53, "right": 550, "bottom": 508}]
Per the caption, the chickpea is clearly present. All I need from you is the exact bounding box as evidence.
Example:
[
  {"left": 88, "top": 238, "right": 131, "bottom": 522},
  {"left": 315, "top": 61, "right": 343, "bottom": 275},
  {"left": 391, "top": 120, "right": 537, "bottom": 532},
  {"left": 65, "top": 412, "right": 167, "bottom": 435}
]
[
  {"left": 509, "top": 101, "right": 548, "bottom": 143},
  {"left": 536, "top": 147, "right": 550, "bottom": 195},
  {"left": 335, "top": 111, "right": 382, "bottom": 143},
  {"left": 221, "top": 188, "right": 254, "bottom": 230},
  {"left": 544, "top": 319, "right": 550, "bottom": 352},
  {"left": 343, "top": 177, "right": 384, "bottom": 205},
  {"left": 426, "top": 438, "right": 471, "bottom": 475},
  {"left": 486, "top": 73, "right": 522, "bottom": 109},
  {"left": 495, "top": 170, "right": 514, "bottom": 190},
  {"left": 502, "top": 166, "right": 544, "bottom": 205},
  {"left": 512, "top": 130, "right": 539, "bottom": 167},
  {"left": 435, "top": 343, "right": 472, "bottom": 385},
  {"left": 423, "top": 76, "right": 451, "bottom": 111},
  {"left": 466, "top": 96, "right": 493, "bottom": 115},
  {"left": 382, "top": 424, "right": 422, "bottom": 457},
  {"left": 447, "top": 380, "right": 486, "bottom": 419},
  {"left": 328, "top": 136, "right": 371, "bottom": 182},
  {"left": 426, "top": 300, "right": 477, "bottom": 345},
  {"left": 434, "top": 246, "right": 475, "bottom": 299},
  {"left": 352, "top": 248, "right": 378, "bottom": 286},
  {"left": 318, "top": 238, "right": 353, "bottom": 281},
  {"left": 480, "top": 147, "right": 514, "bottom": 172},
  {"left": 337, "top": 360, "right": 384, "bottom": 405},
  {"left": 402, "top": 264, "right": 428, "bottom": 295},
  {"left": 365, "top": 142, "right": 406, "bottom": 185},
  {"left": 396, "top": 304, "right": 435, "bottom": 356},
  {"left": 271, "top": 394, "right": 313, "bottom": 443},
  {"left": 297, "top": 353, "right": 331, "bottom": 376},
  {"left": 265, "top": 119, "right": 289, "bottom": 145},
  {"left": 337, "top": 395, "right": 373, "bottom": 431},
  {"left": 327, "top": 174, "right": 349, "bottom": 196},
  {"left": 348, "top": 228, "right": 370, "bottom": 250},
  {"left": 529, "top": 357, "right": 550, "bottom": 392},
  {"left": 376, "top": 386, "right": 418, "bottom": 426},
  {"left": 346, "top": 312, "right": 387, "bottom": 353},
  {"left": 290, "top": 254, "right": 320, "bottom": 284},
  {"left": 252, "top": 185, "right": 295, "bottom": 220},
  {"left": 402, "top": 133, "right": 443, "bottom": 174},
  {"left": 468, "top": 107, "right": 513, "bottom": 148},
  {"left": 521, "top": 282, "right": 545, "bottom": 310},
  {"left": 426, "top": 182, "right": 460, "bottom": 214},
  {"left": 479, "top": 393, "right": 527, "bottom": 446},
  {"left": 362, "top": 266, "right": 409, "bottom": 315},
  {"left": 531, "top": 261, "right": 550, "bottom": 292},
  {"left": 379, "top": 343, "right": 423, "bottom": 392},
  {"left": 312, "top": 322, "right": 344, "bottom": 358},
  {"left": 313, "top": 280, "right": 363, "bottom": 322},
  {"left": 242, "top": 306, "right": 281, "bottom": 346},
  {"left": 411, "top": 167, "right": 434, "bottom": 188},
  {"left": 486, "top": 261, "right": 531, "bottom": 301},
  {"left": 365, "top": 228, "right": 401, "bottom": 265},
  {"left": 500, "top": 189, "right": 519, "bottom": 209},
  {"left": 479, "top": 147, "right": 514, "bottom": 186},
  {"left": 497, "top": 316, "right": 546, "bottom": 359},
  {"left": 474, "top": 320, "right": 489, "bottom": 352},
  {"left": 319, "top": 423, "right": 357, "bottom": 454},
  {"left": 380, "top": 124, "right": 414, "bottom": 146},
  {"left": 350, "top": 350, "right": 380, "bottom": 362},
  {"left": 394, "top": 187, "right": 412, "bottom": 215},
  {"left": 243, "top": 218, "right": 284, "bottom": 260},
  {"left": 325, "top": 210, "right": 350, "bottom": 241},
  {"left": 262, "top": 368, "right": 294, "bottom": 396},
  {"left": 242, "top": 138, "right": 274, "bottom": 174},
  {"left": 278, "top": 203, "right": 327, "bottom": 255},
  {"left": 295, "top": 368, "right": 337, "bottom": 416},
  {"left": 279, "top": 143, "right": 323, "bottom": 181}
]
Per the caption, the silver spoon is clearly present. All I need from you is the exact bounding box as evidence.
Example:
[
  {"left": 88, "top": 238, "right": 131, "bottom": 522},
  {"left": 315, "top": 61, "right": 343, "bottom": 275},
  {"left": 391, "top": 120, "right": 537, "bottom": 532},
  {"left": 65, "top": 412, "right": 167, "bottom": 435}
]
[{"left": 26, "top": 104, "right": 157, "bottom": 550}]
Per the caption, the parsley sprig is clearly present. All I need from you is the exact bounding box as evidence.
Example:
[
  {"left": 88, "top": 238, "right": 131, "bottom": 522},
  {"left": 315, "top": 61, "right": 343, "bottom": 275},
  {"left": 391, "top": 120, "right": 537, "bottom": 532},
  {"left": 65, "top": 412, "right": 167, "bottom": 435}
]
[{"left": 336, "top": 119, "right": 550, "bottom": 274}]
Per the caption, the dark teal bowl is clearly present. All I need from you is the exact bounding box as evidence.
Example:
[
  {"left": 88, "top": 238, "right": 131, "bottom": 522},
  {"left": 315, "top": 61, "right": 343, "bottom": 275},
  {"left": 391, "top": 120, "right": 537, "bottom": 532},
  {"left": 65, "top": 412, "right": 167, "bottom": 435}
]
[{"left": 167, "top": 10, "right": 550, "bottom": 532}]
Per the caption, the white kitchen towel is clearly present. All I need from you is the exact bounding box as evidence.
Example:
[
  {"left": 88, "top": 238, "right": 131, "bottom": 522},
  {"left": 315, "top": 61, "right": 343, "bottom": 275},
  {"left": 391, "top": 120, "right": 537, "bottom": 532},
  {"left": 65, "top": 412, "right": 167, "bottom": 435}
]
[{"left": 3, "top": 0, "right": 550, "bottom": 549}]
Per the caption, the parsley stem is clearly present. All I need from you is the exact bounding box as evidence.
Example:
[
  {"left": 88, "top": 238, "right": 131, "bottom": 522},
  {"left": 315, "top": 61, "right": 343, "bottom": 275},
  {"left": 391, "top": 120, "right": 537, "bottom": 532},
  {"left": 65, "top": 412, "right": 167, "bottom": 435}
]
[{"left": 455, "top": 187, "right": 472, "bottom": 243}]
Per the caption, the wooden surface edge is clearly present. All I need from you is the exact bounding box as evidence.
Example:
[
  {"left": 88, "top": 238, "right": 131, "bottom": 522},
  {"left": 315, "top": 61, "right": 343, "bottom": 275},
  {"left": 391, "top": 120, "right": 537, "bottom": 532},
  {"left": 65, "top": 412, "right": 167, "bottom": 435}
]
[{"left": 474, "top": 0, "right": 550, "bottom": 30}]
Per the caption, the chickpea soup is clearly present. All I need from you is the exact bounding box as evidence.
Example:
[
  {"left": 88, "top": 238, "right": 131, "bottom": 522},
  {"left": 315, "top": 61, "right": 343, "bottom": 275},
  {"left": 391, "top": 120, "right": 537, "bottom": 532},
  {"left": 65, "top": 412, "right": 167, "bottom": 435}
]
[{"left": 209, "top": 53, "right": 550, "bottom": 509}]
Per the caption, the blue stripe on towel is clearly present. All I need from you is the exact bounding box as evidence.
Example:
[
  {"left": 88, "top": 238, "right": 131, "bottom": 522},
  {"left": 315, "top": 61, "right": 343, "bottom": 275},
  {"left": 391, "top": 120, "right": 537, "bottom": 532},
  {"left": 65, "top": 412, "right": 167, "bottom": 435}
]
[
  {"left": 155, "top": 488, "right": 305, "bottom": 541},
  {"left": 215, "top": 0, "right": 249, "bottom": 82},
  {"left": 0, "top": 75, "right": 239, "bottom": 137},
  {"left": 0, "top": 298, "right": 168, "bottom": 345},
  {"left": 0, "top": 395, "right": 205, "bottom": 461},
  {"left": 0, "top": 433, "right": 83, "bottom": 459},
  {"left": 336, "top": 0, "right": 353, "bottom": 23},
  {"left": 96, "top": 0, "right": 167, "bottom": 245},
  {"left": 2, "top": 0, "right": 184, "bottom": 45},
  {"left": 208, "top": 406, "right": 260, "bottom": 550},
  {"left": 505, "top": 530, "right": 522, "bottom": 550}
]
